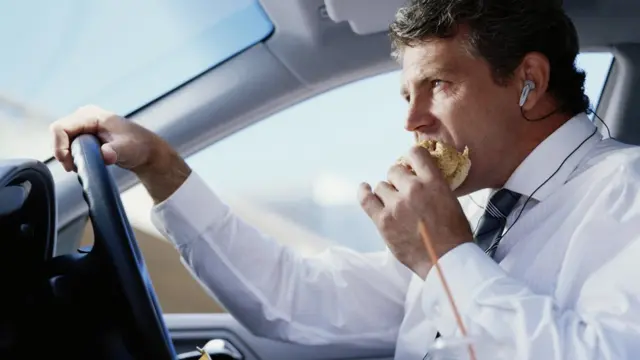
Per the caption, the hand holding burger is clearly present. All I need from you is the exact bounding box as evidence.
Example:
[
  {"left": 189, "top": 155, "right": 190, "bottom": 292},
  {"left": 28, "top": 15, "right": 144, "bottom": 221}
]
[{"left": 358, "top": 140, "right": 474, "bottom": 279}]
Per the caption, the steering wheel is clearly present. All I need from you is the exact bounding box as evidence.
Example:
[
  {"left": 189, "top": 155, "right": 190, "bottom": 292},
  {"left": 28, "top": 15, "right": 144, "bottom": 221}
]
[{"left": 70, "top": 134, "right": 177, "bottom": 359}]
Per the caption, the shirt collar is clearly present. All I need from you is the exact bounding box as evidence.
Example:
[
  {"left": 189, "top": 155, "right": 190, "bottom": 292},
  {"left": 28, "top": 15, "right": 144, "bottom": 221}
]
[{"left": 504, "top": 112, "right": 602, "bottom": 201}]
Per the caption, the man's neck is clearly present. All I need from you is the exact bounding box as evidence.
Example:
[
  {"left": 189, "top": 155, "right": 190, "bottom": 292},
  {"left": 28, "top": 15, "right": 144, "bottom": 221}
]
[
  {"left": 456, "top": 112, "right": 575, "bottom": 196},
  {"left": 494, "top": 112, "right": 574, "bottom": 188}
]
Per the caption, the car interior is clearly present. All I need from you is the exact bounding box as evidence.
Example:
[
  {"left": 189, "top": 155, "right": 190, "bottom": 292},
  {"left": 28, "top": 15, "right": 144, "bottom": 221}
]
[{"left": 1, "top": 0, "right": 640, "bottom": 359}]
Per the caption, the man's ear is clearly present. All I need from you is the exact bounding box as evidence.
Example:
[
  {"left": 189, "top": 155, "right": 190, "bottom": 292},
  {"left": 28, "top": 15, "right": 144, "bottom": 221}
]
[{"left": 516, "top": 52, "right": 551, "bottom": 111}]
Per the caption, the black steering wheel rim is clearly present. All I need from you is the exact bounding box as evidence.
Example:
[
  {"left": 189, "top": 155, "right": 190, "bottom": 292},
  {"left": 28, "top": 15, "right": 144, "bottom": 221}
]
[{"left": 71, "top": 134, "right": 176, "bottom": 359}]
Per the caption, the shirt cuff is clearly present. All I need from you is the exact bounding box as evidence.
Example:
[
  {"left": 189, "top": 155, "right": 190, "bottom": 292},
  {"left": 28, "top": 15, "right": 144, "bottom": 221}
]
[
  {"left": 422, "top": 242, "right": 507, "bottom": 334},
  {"left": 150, "top": 171, "right": 230, "bottom": 247}
]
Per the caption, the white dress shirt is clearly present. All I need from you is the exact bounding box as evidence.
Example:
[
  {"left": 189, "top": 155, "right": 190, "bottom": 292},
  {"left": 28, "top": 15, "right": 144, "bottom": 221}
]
[{"left": 151, "top": 112, "right": 640, "bottom": 359}]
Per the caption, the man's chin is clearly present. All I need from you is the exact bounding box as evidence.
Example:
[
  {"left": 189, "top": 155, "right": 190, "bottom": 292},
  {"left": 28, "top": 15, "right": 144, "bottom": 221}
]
[{"left": 452, "top": 179, "right": 478, "bottom": 197}]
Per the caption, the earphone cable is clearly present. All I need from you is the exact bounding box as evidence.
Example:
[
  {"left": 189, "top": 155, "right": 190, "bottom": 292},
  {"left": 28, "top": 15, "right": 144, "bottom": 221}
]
[{"left": 495, "top": 126, "right": 597, "bottom": 243}]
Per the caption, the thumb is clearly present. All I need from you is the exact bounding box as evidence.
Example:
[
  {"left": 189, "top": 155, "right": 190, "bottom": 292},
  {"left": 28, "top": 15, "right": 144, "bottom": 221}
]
[{"left": 101, "top": 143, "right": 118, "bottom": 165}]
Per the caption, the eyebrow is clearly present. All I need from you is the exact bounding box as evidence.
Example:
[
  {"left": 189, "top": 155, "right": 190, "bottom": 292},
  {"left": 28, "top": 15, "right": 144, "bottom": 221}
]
[{"left": 400, "top": 66, "right": 455, "bottom": 98}]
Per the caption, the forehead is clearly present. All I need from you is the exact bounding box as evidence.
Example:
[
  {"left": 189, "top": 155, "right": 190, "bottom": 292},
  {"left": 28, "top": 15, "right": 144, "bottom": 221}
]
[{"left": 400, "top": 37, "right": 473, "bottom": 83}]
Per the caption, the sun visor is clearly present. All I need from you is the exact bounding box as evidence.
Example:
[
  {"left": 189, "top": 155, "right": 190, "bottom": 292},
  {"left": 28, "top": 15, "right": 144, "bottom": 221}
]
[{"left": 324, "top": 0, "right": 406, "bottom": 35}]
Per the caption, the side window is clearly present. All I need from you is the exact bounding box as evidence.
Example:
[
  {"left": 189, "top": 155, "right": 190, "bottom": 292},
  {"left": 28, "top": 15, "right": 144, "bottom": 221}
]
[
  {"left": 120, "top": 52, "right": 613, "bottom": 313},
  {"left": 186, "top": 71, "right": 414, "bottom": 254},
  {"left": 578, "top": 52, "right": 614, "bottom": 115}
]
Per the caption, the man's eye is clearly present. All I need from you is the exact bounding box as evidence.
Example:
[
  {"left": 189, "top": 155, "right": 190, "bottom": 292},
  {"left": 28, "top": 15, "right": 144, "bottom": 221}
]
[{"left": 432, "top": 80, "right": 443, "bottom": 88}]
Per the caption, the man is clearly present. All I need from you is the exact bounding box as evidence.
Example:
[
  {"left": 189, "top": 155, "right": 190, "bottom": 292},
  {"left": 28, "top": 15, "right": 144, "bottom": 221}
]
[{"left": 51, "top": 0, "right": 640, "bottom": 359}]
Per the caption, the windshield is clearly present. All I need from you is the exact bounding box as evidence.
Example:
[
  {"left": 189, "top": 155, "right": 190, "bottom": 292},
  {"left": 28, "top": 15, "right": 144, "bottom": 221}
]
[{"left": 0, "top": 0, "right": 273, "bottom": 161}]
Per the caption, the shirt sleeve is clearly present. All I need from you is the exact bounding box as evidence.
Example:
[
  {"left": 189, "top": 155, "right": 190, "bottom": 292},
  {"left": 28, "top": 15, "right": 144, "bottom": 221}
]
[
  {"left": 421, "top": 186, "right": 640, "bottom": 359},
  {"left": 150, "top": 171, "right": 413, "bottom": 350}
]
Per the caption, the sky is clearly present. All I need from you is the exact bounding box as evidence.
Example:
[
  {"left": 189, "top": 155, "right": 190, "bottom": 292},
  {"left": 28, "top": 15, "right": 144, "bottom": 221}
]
[{"left": 0, "top": 0, "right": 614, "bottom": 206}]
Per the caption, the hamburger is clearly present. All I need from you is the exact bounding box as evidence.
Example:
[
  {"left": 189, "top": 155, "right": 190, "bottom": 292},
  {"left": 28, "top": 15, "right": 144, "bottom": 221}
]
[{"left": 398, "top": 140, "right": 471, "bottom": 190}]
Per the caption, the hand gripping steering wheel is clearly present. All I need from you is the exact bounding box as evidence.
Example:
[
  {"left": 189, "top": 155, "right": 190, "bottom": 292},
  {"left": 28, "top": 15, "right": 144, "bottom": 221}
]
[{"left": 70, "top": 134, "right": 177, "bottom": 359}]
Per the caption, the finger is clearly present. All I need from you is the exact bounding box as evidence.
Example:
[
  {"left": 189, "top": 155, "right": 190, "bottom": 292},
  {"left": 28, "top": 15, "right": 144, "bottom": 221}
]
[
  {"left": 387, "top": 163, "right": 416, "bottom": 192},
  {"left": 50, "top": 115, "right": 100, "bottom": 172},
  {"left": 63, "top": 113, "right": 101, "bottom": 139},
  {"left": 373, "top": 181, "right": 399, "bottom": 205},
  {"left": 50, "top": 109, "right": 103, "bottom": 171},
  {"left": 358, "top": 183, "right": 383, "bottom": 219},
  {"left": 405, "top": 145, "right": 440, "bottom": 180},
  {"left": 101, "top": 143, "right": 118, "bottom": 165},
  {"left": 50, "top": 121, "right": 74, "bottom": 172}
]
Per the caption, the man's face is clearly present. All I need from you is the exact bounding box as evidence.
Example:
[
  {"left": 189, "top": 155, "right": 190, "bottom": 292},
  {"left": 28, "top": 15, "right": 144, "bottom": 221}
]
[{"left": 400, "top": 33, "right": 523, "bottom": 194}]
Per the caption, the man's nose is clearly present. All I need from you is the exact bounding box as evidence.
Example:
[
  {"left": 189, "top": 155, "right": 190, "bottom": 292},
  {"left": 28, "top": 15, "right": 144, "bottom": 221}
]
[{"left": 404, "top": 105, "right": 437, "bottom": 132}]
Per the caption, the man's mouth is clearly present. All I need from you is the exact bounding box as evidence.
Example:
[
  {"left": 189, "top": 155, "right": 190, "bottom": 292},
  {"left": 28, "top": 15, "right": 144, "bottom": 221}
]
[{"left": 416, "top": 136, "right": 443, "bottom": 148}]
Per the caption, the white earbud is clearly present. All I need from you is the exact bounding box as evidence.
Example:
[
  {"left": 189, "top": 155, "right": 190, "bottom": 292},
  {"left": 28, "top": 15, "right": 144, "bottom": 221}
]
[{"left": 519, "top": 80, "right": 536, "bottom": 107}]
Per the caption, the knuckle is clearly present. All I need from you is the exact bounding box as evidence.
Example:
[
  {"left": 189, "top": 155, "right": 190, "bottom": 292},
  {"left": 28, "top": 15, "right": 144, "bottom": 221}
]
[
  {"left": 387, "top": 164, "right": 402, "bottom": 179},
  {"left": 373, "top": 181, "right": 385, "bottom": 194},
  {"left": 101, "top": 112, "right": 120, "bottom": 126},
  {"left": 49, "top": 121, "right": 61, "bottom": 132},
  {"left": 358, "top": 191, "right": 374, "bottom": 207},
  {"left": 407, "top": 180, "right": 425, "bottom": 196},
  {"left": 378, "top": 211, "right": 395, "bottom": 230},
  {"left": 79, "top": 104, "right": 100, "bottom": 111},
  {"left": 76, "top": 104, "right": 94, "bottom": 114},
  {"left": 408, "top": 145, "right": 423, "bottom": 158},
  {"left": 77, "top": 104, "right": 113, "bottom": 122}
]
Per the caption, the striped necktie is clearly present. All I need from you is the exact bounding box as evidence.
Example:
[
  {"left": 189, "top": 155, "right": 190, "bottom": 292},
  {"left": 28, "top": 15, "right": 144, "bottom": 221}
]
[
  {"left": 431, "top": 188, "right": 522, "bottom": 345},
  {"left": 473, "top": 188, "right": 522, "bottom": 258}
]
